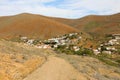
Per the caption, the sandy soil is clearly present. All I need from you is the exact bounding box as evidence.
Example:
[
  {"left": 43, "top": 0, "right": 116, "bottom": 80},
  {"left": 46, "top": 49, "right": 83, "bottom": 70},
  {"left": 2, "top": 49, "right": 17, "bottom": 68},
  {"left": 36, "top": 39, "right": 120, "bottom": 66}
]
[{"left": 24, "top": 56, "right": 87, "bottom": 80}]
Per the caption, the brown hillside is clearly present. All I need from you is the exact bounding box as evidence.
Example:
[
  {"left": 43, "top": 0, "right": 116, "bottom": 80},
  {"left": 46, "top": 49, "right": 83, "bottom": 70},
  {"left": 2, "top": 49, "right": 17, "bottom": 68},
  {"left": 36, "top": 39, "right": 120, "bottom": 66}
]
[
  {"left": 0, "top": 13, "right": 78, "bottom": 39},
  {"left": 51, "top": 13, "right": 120, "bottom": 38},
  {"left": 75, "top": 13, "right": 120, "bottom": 34}
]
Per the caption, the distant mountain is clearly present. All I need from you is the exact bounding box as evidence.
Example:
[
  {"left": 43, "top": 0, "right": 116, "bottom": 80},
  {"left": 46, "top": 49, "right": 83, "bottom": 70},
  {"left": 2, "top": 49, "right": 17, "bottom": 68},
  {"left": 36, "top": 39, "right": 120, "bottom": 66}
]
[
  {"left": 0, "top": 13, "right": 120, "bottom": 40},
  {"left": 51, "top": 13, "right": 120, "bottom": 39},
  {"left": 0, "top": 13, "right": 78, "bottom": 39}
]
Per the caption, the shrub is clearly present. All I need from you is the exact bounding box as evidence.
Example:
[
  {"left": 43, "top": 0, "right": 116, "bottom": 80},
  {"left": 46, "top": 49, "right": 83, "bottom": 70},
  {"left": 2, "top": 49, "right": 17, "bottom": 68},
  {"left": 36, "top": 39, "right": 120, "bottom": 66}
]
[
  {"left": 56, "top": 45, "right": 94, "bottom": 56},
  {"left": 116, "top": 59, "right": 120, "bottom": 63},
  {"left": 74, "top": 50, "right": 84, "bottom": 55},
  {"left": 57, "top": 45, "right": 66, "bottom": 49},
  {"left": 82, "top": 48, "right": 93, "bottom": 56},
  {"left": 101, "top": 46, "right": 106, "bottom": 52},
  {"left": 97, "top": 56, "right": 119, "bottom": 67},
  {"left": 74, "top": 48, "right": 93, "bottom": 56},
  {"left": 33, "top": 39, "right": 40, "bottom": 45},
  {"left": 117, "top": 49, "right": 120, "bottom": 54},
  {"left": 69, "top": 35, "right": 77, "bottom": 39}
]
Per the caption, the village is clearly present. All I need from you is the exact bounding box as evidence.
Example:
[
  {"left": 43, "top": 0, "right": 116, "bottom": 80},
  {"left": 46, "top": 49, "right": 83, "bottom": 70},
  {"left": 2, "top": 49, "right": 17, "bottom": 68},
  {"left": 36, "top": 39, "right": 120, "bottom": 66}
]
[
  {"left": 20, "top": 32, "right": 82, "bottom": 51},
  {"left": 19, "top": 33, "right": 120, "bottom": 56},
  {"left": 93, "top": 34, "right": 120, "bottom": 55}
]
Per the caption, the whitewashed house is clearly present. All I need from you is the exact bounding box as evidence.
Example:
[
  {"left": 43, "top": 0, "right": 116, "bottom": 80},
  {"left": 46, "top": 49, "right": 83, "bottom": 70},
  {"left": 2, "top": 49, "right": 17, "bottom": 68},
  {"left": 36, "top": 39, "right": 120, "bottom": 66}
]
[
  {"left": 27, "top": 39, "right": 34, "bottom": 45},
  {"left": 106, "top": 47, "right": 117, "bottom": 51},
  {"left": 20, "top": 37, "right": 28, "bottom": 42},
  {"left": 53, "top": 45, "right": 58, "bottom": 48},
  {"left": 108, "top": 39, "right": 118, "bottom": 45},
  {"left": 112, "top": 34, "right": 120, "bottom": 40},
  {"left": 48, "top": 38, "right": 59, "bottom": 43},
  {"left": 93, "top": 49, "right": 100, "bottom": 55},
  {"left": 73, "top": 46, "right": 80, "bottom": 51}
]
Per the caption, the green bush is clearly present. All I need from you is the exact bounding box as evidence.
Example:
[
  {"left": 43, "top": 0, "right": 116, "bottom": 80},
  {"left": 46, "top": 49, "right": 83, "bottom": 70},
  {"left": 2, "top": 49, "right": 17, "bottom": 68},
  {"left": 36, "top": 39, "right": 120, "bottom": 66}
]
[
  {"left": 56, "top": 45, "right": 94, "bottom": 56},
  {"left": 117, "top": 49, "right": 120, "bottom": 54},
  {"left": 101, "top": 46, "right": 107, "bottom": 52},
  {"left": 74, "top": 48, "right": 93, "bottom": 56},
  {"left": 33, "top": 39, "right": 40, "bottom": 45},
  {"left": 69, "top": 35, "right": 77, "bottom": 39},
  {"left": 57, "top": 45, "right": 66, "bottom": 49},
  {"left": 74, "top": 50, "right": 84, "bottom": 55},
  {"left": 82, "top": 48, "right": 93, "bottom": 55},
  {"left": 96, "top": 56, "right": 119, "bottom": 67},
  {"left": 116, "top": 59, "right": 120, "bottom": 63}
]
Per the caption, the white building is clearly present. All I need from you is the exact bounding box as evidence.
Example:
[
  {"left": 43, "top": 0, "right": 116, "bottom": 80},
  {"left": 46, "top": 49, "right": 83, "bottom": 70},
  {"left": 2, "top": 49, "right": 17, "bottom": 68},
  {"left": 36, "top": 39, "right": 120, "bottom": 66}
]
[
  {"left": 20, "top": 37, "right": 28, "bottom": 41},
  {"left": 112, "top": 34, "right": 120, "bottom": 40},
  {"left": 108, "top": 39, "right": 118, "bottom": 45},
  {"left": 93, "top": 49, "right": 100, "bottom": 55},
  {"left": 106, "top": 47, "right": 117, "bottom": 51},
  {"left": 48, "top": 38, "right": 59, "bottom": 43},
  {"left": 73, "top": 46, "right": 80, "bottom": 52},
  {"left": 27, "top": 39, "right": 34, "bottom": 45}
]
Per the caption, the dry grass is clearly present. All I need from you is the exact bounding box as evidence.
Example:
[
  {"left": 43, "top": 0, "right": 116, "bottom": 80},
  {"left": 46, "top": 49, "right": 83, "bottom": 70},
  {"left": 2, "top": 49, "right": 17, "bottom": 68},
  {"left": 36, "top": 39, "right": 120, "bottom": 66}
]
[
  {"left": 56, "top": 54, "right": 120, "bottom": 80},
  {"left": 0, "top": 40, "right": 52, "bottom": 80},
  {"left": 0, "top": 53, "right": 45, "bottom": 80},
  {"left": 0, "top": 40, "right": 120, "bottom": 80}
]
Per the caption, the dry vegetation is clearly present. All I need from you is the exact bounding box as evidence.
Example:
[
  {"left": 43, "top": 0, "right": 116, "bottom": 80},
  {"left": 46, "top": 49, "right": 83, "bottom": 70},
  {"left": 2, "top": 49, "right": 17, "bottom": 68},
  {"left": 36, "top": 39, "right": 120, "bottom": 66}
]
[
  {"left": 0, "top": 13, "right": 120, "bottom": 80},
  {"left": 52, "top": 13, "right": 120, "bottom": 40},
  {"left": 0, "top": 40, "right": 120, "bottom": 80},
  {"left": 0, "top": 13, "right": 120, "bottom": 41},
  {"left": 57, "top": 54, "right": 120, "bottom": 80},
  {"left": 0, "top": 53, "right": 45, "bottom": 80},
  {"left": 0, "top": 40, "right": 52, "bottom": 80},
  {"left": 0, "top": 13, "right": 78, "bottom": 40}
]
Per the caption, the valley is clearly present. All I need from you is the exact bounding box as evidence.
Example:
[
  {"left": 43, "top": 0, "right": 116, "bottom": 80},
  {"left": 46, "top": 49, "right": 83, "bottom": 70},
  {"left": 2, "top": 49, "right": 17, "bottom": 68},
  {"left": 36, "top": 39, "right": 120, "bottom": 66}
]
[{"left": 0, "top": 13, "right": 120, "bottom": 80}]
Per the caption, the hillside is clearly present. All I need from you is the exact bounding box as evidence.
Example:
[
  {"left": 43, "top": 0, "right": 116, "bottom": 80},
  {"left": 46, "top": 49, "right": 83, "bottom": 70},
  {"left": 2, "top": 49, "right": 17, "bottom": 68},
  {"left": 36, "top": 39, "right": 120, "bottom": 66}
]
[
  {"left": 0, "top": 40, "right": 48, "bottom": 80},
  {"left": 0, "top": 13, "right": 78, "bottom": 40},
  {"left": 0, "top": 13, "right": 120, "bottom": 80},
  {"left": 75, "top": 13, "right": 120, "bottom": 37},
  {"left": 0, "top": 39, "right": 120, "bottom": 80},
  {"left": 51, "top": 13, "right": 120, "bottom": 40},
  {"left": 1, "top": 13, "right": 119, "bottom": 40}
]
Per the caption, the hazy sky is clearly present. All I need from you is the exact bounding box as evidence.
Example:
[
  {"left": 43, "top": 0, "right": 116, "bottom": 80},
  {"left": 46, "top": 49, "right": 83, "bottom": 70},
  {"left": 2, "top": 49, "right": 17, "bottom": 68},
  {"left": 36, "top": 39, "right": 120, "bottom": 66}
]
[{"left": 0, "top": 0, "right": 120, "bottom": 18}]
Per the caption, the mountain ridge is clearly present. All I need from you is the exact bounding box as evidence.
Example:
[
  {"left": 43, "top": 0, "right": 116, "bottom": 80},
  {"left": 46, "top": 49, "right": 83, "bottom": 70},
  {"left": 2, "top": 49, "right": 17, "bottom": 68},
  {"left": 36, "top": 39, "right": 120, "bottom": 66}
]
[
  {"left": 0, "top": 13, "right": 78, "bottom": 39},
  {"left": 50, "top": 13, "right": 120, "bottom": 39}
]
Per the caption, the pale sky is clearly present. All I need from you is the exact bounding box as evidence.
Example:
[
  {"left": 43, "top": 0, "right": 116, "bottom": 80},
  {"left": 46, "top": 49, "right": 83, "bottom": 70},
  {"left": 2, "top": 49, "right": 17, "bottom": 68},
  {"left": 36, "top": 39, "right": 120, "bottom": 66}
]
[{"left": 0, "top": 0, "right": 120, "bottom": 18}]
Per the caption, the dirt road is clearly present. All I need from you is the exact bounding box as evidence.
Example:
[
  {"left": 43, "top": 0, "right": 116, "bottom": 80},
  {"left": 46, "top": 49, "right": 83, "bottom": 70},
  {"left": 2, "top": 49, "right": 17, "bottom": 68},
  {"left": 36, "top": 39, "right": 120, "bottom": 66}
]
[{"left": 24, "top": 56, "right": 87, "bottom": 80}]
